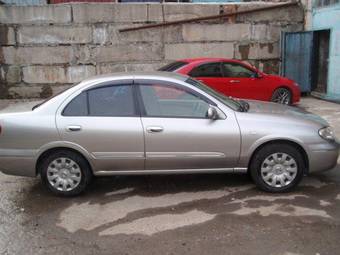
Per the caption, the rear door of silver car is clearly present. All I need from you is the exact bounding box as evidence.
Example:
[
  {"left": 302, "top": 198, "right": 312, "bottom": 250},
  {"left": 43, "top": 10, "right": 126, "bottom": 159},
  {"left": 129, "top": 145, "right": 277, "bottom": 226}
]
[{"left": 56, "top": 79, "right": 145, "bottom": 173}]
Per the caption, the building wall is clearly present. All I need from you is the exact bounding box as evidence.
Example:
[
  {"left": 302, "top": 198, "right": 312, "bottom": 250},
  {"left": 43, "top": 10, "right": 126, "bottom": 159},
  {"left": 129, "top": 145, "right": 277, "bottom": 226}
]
[
  {"left": 312, "top": 3, "right": 340, "bottom": 99},
  {"left": 0, "top": 3, "right": 304, "bottom": 99}
]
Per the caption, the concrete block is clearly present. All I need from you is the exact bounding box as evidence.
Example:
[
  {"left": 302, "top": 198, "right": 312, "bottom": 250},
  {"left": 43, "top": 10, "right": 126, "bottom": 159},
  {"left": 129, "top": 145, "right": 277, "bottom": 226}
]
[
  {"left": 250, "top": 24, "right": 268, "bottom": 41},
  {"left": 72, "top": 4, "right": 147, "bottom": 23},
  {"left": 183, "top": 24, "right": 250, "bottom": 42},
  {"left": 22, "top": 65, "right": 95, "bottom": 84},
  {"left": 93, "top": 25, "right": 108, "bottom": 45},
  {"left": 93, "top": 24, "right": 162, "bottom": 45},
  {"left": 2, "top": 46, "right": 74, "bottom": 64},
  {"left": 0, "top": 26, "right": 16, "bottom": 46},
  {"left": 66, "top": 65, "right": 96, "bottom": 83},
  {"left": 0, "top": 5, "right": 71, "bottom": 24},
  {"left": 96, "top": 64, "right": 126, "bottom": 74},
  {"left": 235, "top": 42, "right": 279, "bottom": 60},
  {"left": 148, "top": 4, "right": 220, "bottom": 22},
  {"left": 22, "top": 66, "right": 65, "bottom": 84},
  {"left": 165, "top": 42, "right": 234, "bottom": 60},
  {"left": 1, "top": 66, "right": 21, "bottom": 83},
  {"left": 162, "top": 26, "right": 183, "bottom": 43},
  {"left": 18, "top": 26, "right": 92, "bottom": 45},
  {"left": 236, "top": 4, "right": 303, "bottom": 23},
  {"left": 8, "top": 85, "right": 43, "bottom": 99},
  {"left": 87, "top": 44, "right": 163, "bottom": 63},
  {"left": 125, "top": 62, "right": 166, "bottom": 72}
]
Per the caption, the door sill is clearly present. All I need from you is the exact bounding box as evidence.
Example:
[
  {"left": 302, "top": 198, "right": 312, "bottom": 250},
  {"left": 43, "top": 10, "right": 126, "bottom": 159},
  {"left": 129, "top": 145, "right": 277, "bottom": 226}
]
[{"left": 94, "top": 168, "right": 247, "bottom": 176}]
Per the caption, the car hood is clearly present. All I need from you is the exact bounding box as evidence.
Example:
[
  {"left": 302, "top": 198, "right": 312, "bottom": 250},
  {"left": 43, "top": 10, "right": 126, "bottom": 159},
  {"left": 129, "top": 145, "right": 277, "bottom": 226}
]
[{"left": 245, "top": 100, "right": 329, "bottom": 127}]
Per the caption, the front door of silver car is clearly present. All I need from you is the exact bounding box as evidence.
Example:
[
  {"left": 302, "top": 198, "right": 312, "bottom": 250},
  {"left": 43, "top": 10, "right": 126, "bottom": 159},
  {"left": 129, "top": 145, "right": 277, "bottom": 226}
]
[
  {"left": 56, "top": 80, "right": 145, "bottom": 173},
  {"left": 135, "top": 79, "right": 241, "bottom": 171}
]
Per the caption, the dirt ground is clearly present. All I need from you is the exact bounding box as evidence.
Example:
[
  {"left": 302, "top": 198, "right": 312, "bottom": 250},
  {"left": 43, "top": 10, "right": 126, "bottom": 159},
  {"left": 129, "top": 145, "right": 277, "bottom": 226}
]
[{"left": 0, "top": 97, "right": 339, "bottom": 255}]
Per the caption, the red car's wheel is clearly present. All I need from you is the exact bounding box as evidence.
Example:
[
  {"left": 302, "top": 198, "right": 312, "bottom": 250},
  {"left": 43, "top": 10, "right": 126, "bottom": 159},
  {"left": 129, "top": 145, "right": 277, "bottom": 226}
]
[{"left": 271, "top": 88, "right": 292, "bottom": 105}]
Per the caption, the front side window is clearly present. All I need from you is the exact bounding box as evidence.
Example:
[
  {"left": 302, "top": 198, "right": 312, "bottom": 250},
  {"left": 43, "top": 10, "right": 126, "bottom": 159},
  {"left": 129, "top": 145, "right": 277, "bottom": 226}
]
[
  {"left": 189, "top": 63, "right": 223, "bottom": 78},
  {"left": 139, "top": 83, "right": 210, "bottom": 118},
  {"left": 222, "top": 62, "right": 255, "bottom": 78},
  {"left": 62, "top": 84, "right": 136, "bottom": 117}
]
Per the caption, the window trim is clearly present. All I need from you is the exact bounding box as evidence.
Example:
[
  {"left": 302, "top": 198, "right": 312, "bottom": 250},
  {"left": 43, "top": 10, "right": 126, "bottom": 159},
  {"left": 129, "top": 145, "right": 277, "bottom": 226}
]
[
  {"left": 188, "top": 62, "right": 223, "bottom": 78},
  {"left": 61, "top": 81, "right": 140, "bottom": 117},
  {"left": 135, "top": 80, "right": 216, "bottom": 119}
]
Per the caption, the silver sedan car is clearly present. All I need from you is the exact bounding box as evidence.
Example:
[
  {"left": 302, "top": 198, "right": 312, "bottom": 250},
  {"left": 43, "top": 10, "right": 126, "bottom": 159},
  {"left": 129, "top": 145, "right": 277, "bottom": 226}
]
[{"left": 0, "top": 72, "right": 338, "bottom": 196}]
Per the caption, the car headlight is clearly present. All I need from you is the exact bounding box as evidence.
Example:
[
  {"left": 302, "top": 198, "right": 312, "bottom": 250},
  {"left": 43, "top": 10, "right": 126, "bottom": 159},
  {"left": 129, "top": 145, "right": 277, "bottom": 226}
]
[{"left": 319, "top": 127, "right": 336, "bottom": 141}]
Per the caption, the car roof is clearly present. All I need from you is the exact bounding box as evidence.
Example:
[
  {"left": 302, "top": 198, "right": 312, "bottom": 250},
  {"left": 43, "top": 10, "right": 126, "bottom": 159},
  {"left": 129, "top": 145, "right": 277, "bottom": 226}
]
[
  {"left": 178, "top": 58, "right": 246, "bottom": 65},
  {"left": 81, "top": 71, "right": 189, "bottom": 84}
]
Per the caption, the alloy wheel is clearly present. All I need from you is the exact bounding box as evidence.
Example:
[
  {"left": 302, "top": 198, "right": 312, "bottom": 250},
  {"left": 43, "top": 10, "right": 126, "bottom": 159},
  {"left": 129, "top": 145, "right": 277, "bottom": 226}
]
[{"left": 272, "top": 88, "right": 291, "bottom": 105}]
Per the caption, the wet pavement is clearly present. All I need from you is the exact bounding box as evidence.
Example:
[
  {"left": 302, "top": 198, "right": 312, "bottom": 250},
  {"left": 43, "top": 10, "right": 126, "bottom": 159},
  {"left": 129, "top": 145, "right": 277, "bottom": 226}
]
[{"left": 0, "top": 97, "right": 340, "bottom": 255}]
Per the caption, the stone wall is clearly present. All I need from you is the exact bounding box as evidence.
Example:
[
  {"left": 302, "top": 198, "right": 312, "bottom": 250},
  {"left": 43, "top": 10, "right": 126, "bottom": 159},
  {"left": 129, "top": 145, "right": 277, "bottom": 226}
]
[{"left": 0, "top": 3, "right": 304, "bottom": 99}]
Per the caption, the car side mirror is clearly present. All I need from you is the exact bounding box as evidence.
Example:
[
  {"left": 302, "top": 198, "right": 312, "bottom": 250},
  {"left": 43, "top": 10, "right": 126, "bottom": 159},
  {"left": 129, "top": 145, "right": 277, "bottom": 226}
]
[{"left": 207, "top": 106, "right": 218, "bottom": 120}]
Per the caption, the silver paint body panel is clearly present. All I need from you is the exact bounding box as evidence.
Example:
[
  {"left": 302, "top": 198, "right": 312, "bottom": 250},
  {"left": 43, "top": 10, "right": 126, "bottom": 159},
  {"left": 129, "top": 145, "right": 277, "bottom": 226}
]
[{"left": 0, "top": 72, "right": 338, "bottom": 178}]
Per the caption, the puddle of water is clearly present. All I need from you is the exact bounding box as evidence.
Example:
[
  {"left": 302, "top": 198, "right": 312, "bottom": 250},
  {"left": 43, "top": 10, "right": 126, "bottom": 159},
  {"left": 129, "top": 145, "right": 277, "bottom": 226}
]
[
  {"left": 230, "top": 204, "right": 331, "bottom": 218},
  {"left": 99, "top": 209, "right": 215, "bottom": 236},
  {"left": 319, "top": 200, "right": 331, "bottom": 207},
  {"left": 229, "top": 194, "right": 308, "bottom": 204},
  {"left": 300, "top": 178, "right": 328, "bottom": 188},
  {"left": 105, "top": 188, "right": 135, "bottom": 197},
  {"left": 58, "top": 186, "right": 252, "bottom": 233}
]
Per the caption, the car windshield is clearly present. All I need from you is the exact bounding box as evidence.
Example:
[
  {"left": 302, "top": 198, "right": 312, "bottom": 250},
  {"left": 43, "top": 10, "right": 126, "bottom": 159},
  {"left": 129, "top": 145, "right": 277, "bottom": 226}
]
[{"left": 186, "top": 78, "right": 243, "bottom": 111}]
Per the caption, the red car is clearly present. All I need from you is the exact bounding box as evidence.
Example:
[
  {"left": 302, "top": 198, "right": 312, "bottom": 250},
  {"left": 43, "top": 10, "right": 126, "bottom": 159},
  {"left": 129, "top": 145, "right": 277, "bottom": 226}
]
[{"left": 159, "top": 58, "right": 300, "bottom": 105}]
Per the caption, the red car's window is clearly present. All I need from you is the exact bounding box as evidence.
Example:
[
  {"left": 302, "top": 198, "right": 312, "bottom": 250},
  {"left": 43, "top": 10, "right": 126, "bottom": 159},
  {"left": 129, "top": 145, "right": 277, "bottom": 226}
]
[
  {"left": 222, "top": 62, "right": 256, "bottom": 78},
  {"left": 189, "top": 62, "right": 223, "bottom": 78}
]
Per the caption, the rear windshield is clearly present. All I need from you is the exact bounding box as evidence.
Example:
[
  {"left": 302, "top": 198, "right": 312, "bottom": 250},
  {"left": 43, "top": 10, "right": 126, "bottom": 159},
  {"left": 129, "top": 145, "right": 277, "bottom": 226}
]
[
  {"left": 158, "top": 61, "right": 187, "bottom": 72},
  {"left": 32, "top": 83, "right": 79, "bottom": 110}
]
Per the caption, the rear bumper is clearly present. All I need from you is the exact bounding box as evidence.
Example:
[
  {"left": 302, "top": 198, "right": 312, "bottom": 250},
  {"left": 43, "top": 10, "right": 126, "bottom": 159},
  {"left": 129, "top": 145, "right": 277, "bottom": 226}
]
[
  {"left": 308, "top": 142, "right": 339, "bottom": 173},
  {"left": 0, "top": 156, "right": 36, "bottom": 177}
]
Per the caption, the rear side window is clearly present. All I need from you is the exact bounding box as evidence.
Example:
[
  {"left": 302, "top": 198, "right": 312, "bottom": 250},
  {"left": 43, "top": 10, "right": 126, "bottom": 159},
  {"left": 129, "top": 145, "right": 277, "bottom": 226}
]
[
  {"left": 63, "top": 92, "right": 88, "bottom": 116},
  {"left": 189, "top": 63, "right": 223, "bottom": 77},
  {"left": 158, "top": 61, "right": 187, "bottom": 72},
  {"left": 62, "top": 85, "right": 136, "bottom": 117},
  {"left": 88, "top": 85, "right": 136, "bottom": 116}
]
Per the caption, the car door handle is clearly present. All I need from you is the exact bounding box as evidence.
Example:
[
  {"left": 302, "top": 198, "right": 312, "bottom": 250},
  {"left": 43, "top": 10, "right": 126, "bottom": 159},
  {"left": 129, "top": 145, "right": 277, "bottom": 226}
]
[
  {"left": 229, "top": 80, "right": 240, "bottom": 83},
  {"left": 66, "top": 125, "right": 82, "bottom": 132},
  {"left": 146, "top": 126, "right": 164, "bottom": 133}
]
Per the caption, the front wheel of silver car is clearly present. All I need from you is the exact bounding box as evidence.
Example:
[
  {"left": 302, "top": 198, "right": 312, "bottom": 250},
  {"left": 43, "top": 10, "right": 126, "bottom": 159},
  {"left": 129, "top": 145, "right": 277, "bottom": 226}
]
[
  {"left": 250, "top": 143, "right": 305, "bottom": 193},
  {"left": 40, "top": 150, "right": 92, "bottom": 196}
]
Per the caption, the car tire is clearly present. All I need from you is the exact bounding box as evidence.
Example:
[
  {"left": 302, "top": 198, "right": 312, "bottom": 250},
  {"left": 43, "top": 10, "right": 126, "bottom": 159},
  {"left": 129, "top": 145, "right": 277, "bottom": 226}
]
[
  {"left": 250, "top": 143, "right": 305, "bottom": 193},
  {"left": 40, "top": 150, "right": 92, "bottom": 197},
  {"left": 271, "top": 87, "right": 292, "bottom": 105}
]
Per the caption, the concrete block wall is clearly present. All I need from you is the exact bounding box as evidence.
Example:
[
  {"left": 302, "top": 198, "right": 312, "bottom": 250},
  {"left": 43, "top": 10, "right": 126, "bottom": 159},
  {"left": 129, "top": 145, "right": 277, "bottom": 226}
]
[{"left": 0, "top": 3, "right": 304, "bottom": 99}]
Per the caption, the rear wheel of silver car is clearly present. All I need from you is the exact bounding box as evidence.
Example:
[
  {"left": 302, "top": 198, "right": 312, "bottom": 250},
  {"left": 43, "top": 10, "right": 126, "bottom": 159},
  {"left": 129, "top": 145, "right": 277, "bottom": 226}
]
[
  {"left": 250, "top": 143, "right": 305, "bottom": 193},
  {"left": 271, "top": 88, "right": 292, "bottom": 105},
  {"left": 40, "top": 150, "right": 92, "bottom": 197}
]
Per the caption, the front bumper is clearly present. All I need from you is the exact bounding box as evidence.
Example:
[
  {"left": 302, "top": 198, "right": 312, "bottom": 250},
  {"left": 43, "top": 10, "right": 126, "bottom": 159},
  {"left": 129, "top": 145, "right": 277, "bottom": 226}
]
[{"left": 308, "top": 141, "right": 339, "bottom": 173}]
